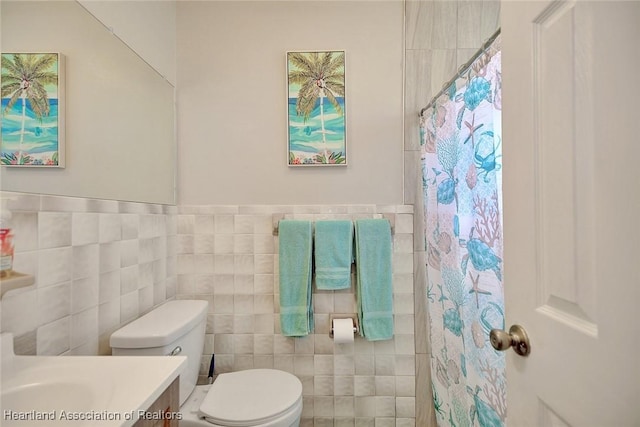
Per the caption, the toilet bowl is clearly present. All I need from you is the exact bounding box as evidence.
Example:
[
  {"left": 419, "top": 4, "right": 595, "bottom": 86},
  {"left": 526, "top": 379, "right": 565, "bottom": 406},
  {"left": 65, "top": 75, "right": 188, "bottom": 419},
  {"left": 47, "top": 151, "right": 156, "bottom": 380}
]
[
  {"left": 110, "top": 300, "right": 302, "bottom": 427},
  {"left": 180, "top": 370, "right": 302, "bottom": 427}
]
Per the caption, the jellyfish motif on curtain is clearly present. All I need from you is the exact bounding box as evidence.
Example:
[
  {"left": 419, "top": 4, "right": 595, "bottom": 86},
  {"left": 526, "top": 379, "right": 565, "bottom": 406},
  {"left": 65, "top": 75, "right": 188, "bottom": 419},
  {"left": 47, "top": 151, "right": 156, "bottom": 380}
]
[{"left": 420, "top": 34, "right": 506, "bottom": 427}]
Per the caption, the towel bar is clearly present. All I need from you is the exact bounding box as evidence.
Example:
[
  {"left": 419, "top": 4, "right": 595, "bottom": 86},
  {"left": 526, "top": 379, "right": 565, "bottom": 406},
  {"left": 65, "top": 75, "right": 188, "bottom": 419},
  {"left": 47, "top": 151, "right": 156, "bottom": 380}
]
[{"left": 272, "top": 214, "right": 396, "bottom": 236}]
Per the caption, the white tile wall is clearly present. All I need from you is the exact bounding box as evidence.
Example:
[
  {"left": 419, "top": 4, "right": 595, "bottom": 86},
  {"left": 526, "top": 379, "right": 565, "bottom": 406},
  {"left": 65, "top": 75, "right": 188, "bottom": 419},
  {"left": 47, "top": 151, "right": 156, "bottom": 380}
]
[
  {"left": 0, "top": 191, "right": 176, "bottom": 356},
  {"left": 176, "top": 205, "right": 415, "bottom": 425}
]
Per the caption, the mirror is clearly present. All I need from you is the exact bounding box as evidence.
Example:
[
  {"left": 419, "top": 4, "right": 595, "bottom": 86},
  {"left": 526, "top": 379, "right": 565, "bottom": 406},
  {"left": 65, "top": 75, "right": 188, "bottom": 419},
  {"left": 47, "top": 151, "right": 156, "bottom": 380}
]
[{"left": 1, "top": 1, "right": 176, "bottom": 205}]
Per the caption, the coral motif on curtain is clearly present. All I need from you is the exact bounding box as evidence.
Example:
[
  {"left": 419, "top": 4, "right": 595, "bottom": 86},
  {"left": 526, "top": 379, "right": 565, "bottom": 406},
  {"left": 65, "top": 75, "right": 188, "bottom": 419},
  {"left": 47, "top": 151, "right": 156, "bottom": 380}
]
[{"left": 420, "top": 34, "right": 505, "bottom": 427}]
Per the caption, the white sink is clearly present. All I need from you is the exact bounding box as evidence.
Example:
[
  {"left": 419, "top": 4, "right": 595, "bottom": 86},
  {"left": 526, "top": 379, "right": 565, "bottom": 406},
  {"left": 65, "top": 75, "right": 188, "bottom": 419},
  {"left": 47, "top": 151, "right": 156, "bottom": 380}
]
[
  {"left": 4, "top": 381, "right": 98, "bottom": 410},
  {"left": 0, "top": 333, "right": 186, "bottom": 426}
]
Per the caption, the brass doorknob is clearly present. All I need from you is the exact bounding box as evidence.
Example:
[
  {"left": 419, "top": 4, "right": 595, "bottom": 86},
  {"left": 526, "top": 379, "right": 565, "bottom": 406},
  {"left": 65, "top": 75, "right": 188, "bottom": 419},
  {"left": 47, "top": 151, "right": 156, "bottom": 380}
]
[{"left": 490, "top": 325, "right": 531, "bottom": 356}]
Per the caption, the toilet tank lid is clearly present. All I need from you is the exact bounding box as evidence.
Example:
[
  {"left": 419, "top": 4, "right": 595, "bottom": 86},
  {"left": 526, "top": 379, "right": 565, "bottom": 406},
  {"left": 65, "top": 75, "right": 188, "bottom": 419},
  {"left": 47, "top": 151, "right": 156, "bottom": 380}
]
[{"left": 110, "top": 300, "right": 208, "bottom": 348}]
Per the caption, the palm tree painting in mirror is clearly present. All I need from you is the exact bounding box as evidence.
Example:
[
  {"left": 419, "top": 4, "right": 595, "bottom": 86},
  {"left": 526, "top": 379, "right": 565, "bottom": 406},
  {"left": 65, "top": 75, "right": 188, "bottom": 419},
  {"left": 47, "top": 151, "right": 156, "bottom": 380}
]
[
  {"left": 1, "top": 53, "right": 65, "bottom": 167},
  {"left": 287, "top": 51, "right": 346, "bottom": 166}
]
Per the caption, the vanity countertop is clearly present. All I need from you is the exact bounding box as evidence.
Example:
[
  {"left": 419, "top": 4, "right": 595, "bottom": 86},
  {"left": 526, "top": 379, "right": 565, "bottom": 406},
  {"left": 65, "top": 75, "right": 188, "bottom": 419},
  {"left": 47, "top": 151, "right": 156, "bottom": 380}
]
[{"left": 1, "top": 334, "right": 186, "bottom": 427}]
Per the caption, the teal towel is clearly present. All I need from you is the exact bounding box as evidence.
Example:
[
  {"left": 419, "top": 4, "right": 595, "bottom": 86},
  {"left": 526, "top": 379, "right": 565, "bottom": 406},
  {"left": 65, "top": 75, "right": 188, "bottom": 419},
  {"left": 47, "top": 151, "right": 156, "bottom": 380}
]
[
  {"left": 355, "top": 219, "right": 394, "bottom": 341},
  {"left": 314, "top": 220, "right": 353, "bottom": 290},
  {"left": 278, "top": 220, "right": 313, "bottom": 337}
]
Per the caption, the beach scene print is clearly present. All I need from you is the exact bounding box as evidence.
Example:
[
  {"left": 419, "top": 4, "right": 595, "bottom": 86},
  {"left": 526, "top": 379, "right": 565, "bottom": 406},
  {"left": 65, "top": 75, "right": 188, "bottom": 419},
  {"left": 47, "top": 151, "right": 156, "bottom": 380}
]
[
  {"left": 1, "top": 53, "right": 63, "bottom": 166},
  {"left": 287, "top": 51, "right": 346, "bottom": 165}
]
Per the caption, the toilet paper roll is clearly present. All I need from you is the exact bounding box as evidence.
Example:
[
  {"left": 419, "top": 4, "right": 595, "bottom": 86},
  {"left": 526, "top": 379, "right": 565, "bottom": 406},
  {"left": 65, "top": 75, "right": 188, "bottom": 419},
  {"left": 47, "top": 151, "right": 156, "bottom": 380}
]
[{"left": 332, "top": 318, "right": 355, "bottom": 344}]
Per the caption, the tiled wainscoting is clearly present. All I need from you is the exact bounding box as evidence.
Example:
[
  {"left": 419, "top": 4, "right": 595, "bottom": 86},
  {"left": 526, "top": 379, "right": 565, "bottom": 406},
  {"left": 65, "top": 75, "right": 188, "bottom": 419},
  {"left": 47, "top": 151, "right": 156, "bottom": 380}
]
[
  {"left": 176, "top": 205, "right": 416, "bottom": 427},
  {"left": 0, "top": 191, "right": 176, "bottom": 356},
  {"left": 0, "top": 198, "right": 419, "bottom": 426}
]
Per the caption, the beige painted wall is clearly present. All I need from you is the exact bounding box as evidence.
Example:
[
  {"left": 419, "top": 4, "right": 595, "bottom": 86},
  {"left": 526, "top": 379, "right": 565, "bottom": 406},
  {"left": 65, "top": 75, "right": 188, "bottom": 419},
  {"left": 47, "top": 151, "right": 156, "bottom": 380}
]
[{"left": 176, "top": 1, "right": 404, "bottom": 205}]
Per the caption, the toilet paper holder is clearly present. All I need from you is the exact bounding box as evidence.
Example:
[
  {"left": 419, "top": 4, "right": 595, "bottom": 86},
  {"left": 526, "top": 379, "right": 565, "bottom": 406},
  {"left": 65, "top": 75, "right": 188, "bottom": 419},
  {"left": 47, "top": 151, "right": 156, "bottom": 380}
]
[{"left": 329, "top": 314, "right": 359, "bottom": 338}]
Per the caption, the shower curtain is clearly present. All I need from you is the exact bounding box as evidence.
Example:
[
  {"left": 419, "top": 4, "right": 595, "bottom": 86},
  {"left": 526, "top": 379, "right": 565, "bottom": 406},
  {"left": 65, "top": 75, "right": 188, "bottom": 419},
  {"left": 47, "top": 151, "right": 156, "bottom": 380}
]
[{"left": 420, "top": 34, "right": 505, "bottom": 427}]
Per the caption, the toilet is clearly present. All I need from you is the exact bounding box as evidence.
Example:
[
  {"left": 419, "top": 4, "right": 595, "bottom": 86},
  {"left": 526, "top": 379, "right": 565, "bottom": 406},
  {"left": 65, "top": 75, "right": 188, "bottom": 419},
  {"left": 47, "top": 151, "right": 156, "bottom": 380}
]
[{"left": 110, "top": 300, "right": 303, "bottom": 427}]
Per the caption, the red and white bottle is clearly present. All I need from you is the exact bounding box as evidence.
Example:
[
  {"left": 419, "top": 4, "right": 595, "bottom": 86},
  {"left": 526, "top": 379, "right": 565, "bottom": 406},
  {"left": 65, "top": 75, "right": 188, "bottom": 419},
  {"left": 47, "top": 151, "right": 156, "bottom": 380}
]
[{"left": 0, "top": 201, "right": 14, "bottom": 278}]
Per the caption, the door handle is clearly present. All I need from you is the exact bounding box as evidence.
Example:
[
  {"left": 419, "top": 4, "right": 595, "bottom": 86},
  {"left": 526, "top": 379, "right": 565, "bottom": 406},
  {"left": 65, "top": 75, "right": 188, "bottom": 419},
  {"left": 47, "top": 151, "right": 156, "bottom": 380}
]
[{"left": 490, "top": 325, "right": 531, "bottom": 356}]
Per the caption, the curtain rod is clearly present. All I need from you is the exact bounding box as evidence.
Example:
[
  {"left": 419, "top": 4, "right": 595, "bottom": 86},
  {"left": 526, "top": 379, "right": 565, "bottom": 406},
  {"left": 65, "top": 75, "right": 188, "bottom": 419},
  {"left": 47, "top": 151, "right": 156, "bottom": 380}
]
[{"left": 419, "top": 27, "right": 501, "bottom": 118}]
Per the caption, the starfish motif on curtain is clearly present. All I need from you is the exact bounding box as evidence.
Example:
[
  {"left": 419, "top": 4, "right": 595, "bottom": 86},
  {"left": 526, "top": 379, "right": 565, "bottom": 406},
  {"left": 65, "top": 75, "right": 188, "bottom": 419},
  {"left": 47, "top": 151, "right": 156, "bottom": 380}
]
[{"left": 468, "top": 272, "right": 492, "bottom": 309}]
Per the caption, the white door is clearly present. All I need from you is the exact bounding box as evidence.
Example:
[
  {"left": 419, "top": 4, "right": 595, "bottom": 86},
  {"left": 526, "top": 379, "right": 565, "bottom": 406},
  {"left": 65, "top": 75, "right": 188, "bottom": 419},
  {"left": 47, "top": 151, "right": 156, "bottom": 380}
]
[{"left": 501, "top": 1, "right": 640, "bottom": 426}]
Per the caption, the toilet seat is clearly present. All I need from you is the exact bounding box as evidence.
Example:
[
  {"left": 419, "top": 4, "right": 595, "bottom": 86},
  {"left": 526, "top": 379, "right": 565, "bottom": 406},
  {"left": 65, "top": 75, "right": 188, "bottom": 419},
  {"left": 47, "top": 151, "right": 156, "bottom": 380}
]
[{"left": 199, "top": 369, "right": 303, "bottom": 427}]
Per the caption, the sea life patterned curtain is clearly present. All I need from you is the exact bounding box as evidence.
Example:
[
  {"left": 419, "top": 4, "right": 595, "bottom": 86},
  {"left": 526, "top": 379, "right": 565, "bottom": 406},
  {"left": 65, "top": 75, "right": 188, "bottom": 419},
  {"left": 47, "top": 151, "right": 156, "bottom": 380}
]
[{"left": 420, "top": 34, "right": 505, "bottom": 427}]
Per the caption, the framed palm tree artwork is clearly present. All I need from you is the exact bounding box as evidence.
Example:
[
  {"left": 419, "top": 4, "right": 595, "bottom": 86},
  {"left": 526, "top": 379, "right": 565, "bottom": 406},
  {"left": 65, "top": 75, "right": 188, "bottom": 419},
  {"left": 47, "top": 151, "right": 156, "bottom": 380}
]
[
  {"left": 287, "top": 50, "right": 346, "bottom": 166},
  {"left": 1, "top": 53, "right": 65, "bottom": 167}
]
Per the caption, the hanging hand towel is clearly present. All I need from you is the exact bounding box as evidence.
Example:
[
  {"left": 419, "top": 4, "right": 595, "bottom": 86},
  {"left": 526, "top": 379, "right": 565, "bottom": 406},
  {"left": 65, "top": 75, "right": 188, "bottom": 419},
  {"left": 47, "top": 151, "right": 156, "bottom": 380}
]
[
  {"left": 314, "top": 220, "right": 353, "bottom": 290},
  {"left": 355, "top": 218, "right": 394, "bottom": 341},
  {"left": 278, "top": 220, "right": 314, "bottom": 337}
]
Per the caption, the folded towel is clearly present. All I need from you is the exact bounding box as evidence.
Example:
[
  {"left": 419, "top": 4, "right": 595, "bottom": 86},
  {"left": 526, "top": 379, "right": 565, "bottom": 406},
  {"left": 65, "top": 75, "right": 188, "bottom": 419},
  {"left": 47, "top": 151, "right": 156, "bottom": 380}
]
[
  {"left": 278, "top": 220, "right": 314, "bottom": 337},
  {"left": 314, "top": 220, "right": 353, "bottom": 290},
  {"left": 355, "top": 219, "right": 394, "bottom": 341}
]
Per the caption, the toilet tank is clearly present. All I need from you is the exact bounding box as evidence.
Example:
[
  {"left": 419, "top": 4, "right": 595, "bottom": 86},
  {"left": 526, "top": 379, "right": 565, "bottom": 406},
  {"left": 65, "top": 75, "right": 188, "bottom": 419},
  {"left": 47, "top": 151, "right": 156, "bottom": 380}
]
[{"left": 110, "top": 300, "right": 208, "bottom": 405}]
